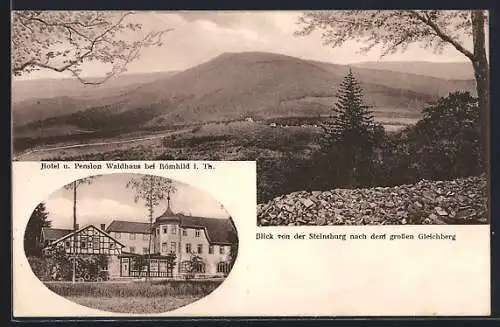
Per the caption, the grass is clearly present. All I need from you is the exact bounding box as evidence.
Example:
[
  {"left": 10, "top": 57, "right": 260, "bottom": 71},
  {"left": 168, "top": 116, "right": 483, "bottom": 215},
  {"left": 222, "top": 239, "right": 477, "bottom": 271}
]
[
  {"left": 44, "top": 281, "right": 222, "bottom": 313},
  {"left": 45, "top": 280, "right": 222, "bottom": 297},
  {"left": 67, "top": 295, "right": 204, "bottom": 314}
]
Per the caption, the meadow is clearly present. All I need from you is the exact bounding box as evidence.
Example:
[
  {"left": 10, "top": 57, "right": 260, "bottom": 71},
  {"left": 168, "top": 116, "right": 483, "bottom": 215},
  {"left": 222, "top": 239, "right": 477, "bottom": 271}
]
[
  {"left": 67, "top": 295, "right": 202, "bottom": 314},
  {"left": 44, "top": 280, "right": 223, "bottom": 313}
]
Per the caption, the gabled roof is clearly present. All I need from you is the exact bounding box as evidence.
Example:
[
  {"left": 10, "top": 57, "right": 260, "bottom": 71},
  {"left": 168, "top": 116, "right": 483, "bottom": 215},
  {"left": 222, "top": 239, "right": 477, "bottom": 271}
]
[
  {"left": 106, "top": 220, "right": 151, "bottom": 234},
  {"left": 178, "top": 215, "right": 237, "bottom": 245},
  {"left": 107, "top": 213, "right": 237, "bottom": 245},
  {"left": 41, "top": 228, "right": 72, "bottom": 241},
  {"left": 48, "top": 224, "right": 126, "bottom": 249}
]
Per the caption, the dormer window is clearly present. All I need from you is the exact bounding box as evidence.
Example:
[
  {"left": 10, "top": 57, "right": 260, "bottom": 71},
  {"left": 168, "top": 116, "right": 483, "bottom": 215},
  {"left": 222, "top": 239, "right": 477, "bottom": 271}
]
[{"left": 195, "top": 230, "right": 201, "bottom": 237}]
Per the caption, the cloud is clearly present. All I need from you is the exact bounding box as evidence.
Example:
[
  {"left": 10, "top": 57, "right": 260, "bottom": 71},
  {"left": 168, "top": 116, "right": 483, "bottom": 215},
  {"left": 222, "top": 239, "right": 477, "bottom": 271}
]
[
  {"left": 16, "top": 11, "right": 472, "bottom": 81},
  {"left": 46, "top": 196, "right": 145, "bottom": 228},
  {"left": 44, "top": 174, "right": 229, "bottom": 230}
]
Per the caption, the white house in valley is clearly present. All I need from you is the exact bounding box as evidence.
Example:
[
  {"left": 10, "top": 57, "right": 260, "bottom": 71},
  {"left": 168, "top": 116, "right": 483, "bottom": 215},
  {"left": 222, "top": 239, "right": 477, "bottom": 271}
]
[{"left": 41, "top": 205, "right": 238, "bottom": 280}]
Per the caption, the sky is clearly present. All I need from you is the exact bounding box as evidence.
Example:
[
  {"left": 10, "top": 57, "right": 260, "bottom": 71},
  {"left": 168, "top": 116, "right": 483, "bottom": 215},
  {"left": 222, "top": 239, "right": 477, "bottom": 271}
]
[
  {"left": 41, "top": 173, "right": 230, "bottom": 230},
  {"left": 14, "top": 11, "right": 474, "bottom": 80}
]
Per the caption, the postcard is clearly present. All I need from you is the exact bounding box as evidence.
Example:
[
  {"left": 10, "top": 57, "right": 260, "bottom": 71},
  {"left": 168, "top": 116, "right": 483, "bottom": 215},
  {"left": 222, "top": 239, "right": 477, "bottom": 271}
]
[{"left": 11, "top": 10, "right": 490, "bottom": 317}]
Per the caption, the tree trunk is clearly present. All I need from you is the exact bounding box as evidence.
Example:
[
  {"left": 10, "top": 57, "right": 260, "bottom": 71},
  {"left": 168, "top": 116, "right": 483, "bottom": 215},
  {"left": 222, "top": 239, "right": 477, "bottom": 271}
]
[{"left": 471, "top": 10, "right": 489, "bottom": 172}]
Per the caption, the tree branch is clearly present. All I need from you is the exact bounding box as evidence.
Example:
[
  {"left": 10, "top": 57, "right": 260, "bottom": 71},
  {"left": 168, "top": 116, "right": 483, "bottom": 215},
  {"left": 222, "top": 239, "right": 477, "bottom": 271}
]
[{"left": 409, "top": 10, "right": 475, "bottom": 61}]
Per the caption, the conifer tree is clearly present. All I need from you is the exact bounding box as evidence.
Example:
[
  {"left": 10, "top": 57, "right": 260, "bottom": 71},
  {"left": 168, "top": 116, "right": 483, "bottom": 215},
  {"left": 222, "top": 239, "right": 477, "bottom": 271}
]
[
  {"left": 24, "top": 202, "right": 51, "bottom": 257},
  {"left": 321, "top": 68, "right": 382, "bottom": 187}
]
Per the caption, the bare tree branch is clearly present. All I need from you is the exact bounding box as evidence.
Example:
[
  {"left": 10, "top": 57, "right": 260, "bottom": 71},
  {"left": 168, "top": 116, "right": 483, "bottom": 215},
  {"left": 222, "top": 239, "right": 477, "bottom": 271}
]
[{"left": 12, "top": 11, "right": 173, "bottom": 84}]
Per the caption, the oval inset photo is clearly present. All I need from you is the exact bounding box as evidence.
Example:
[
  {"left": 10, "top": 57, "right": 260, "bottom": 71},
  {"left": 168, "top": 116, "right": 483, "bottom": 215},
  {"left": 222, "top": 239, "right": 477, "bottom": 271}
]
[{"left": 24, "top": 173, "right": 239, "bottom": 314}]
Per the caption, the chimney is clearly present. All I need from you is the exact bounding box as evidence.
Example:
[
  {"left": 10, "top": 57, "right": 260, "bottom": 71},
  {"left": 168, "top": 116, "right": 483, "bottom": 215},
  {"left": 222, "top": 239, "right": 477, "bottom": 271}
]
[
  {"left": 75, "top": 224, "right": 79, "bottom": 231},
  {"left": 100, "top": 223, "right": 106, "bottom": 231}
]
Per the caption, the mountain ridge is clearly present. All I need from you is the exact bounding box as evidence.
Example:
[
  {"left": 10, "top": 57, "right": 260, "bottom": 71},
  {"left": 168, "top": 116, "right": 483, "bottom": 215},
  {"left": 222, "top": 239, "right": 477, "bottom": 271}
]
[{"left": 13, "top": 52, "right": 476, "bottom": 138}]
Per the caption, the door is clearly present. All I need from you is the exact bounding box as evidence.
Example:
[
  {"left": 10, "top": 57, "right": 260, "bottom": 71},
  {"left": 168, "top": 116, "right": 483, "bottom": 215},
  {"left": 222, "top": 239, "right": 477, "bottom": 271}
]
[{"left": 121, "top": 258, "right": 129, "bottom": 277}]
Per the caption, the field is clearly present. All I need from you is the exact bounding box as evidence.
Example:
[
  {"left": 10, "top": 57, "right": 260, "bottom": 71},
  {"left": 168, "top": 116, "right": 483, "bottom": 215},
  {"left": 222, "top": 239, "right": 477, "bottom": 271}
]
[
  {"left": 13, "top": 115, "right": 416, "bottom": 161},
  {"left": 12, "top": 118, "right": 415, "bottom": 202},
  {"left": 44, "top": 280, "right": 223, "bottom": 314},
  {"left": 68, "top": 295, "right": 203, "bottom": 314}
]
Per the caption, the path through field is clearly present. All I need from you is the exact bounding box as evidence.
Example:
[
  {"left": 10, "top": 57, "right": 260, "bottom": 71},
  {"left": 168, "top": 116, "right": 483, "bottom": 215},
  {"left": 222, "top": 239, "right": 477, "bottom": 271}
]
[{"left": 13, "top": 128, "right": 190, "bottom": 161}]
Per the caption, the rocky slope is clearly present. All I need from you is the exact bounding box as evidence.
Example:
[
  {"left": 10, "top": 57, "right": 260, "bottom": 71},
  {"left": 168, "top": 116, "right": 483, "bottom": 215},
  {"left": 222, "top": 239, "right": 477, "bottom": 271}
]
[{"left": 257, "top": 175, "right": 488, "bottom": 226}]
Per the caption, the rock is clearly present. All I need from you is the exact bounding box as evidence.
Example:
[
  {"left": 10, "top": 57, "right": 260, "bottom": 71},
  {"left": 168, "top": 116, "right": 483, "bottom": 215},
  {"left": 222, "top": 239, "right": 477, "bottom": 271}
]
[
  {"left": 423, "top": 190, "right": 436, "bottom": 201},
  {"left": 256, "top": 175, "right": 487, "bottom": 226},
  {"left": 385, "top": 201, "right": 395, "bottom": 208},
  {"left": 317, "top": 216, "right": 327, "bottom": 225},
  {"left": 435, "top": 207, "right": 448, "bottom": 216},
  {"left": 428, "top": 213, "right": 446, "bottom": 225},
  {"left": 436, "top": 196, "right": 446, "bottom": 203},
  {"left": 300, "top": 198, "right": 315, "bottom": 208}
]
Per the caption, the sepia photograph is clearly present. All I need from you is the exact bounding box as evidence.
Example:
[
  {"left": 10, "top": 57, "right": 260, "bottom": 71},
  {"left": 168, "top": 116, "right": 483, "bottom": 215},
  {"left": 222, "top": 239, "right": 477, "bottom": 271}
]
[
  {"left": 22, "top": 173, "right": 238, "bottom": 314},
  {"left": 11, "top": 10, "right": 489, "bottom": 226}
]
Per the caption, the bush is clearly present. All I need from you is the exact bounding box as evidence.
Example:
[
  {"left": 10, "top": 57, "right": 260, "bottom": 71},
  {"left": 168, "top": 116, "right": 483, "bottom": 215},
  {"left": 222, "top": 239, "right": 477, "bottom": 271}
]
[
  {"left": 28, "top": 250, "right": 109, "bottom": 281},
  {"left": 257, "top": 91, "right": 486, "bottom": 203},
  {"left": 376, "top": 91, "right": 484, "bottom": 185}
]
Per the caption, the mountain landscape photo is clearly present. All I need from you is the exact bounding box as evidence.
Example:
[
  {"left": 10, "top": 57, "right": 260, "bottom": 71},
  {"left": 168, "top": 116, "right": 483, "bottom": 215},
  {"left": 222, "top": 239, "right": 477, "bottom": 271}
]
[{"left": 12, "top": 10, "right": 488, "bottom": 226}]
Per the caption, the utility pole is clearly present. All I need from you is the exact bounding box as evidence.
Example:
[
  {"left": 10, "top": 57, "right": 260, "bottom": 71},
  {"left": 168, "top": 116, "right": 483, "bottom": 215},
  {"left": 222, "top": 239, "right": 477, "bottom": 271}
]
[
  {"left": 72, "top": 181, "right": 77, "bottom": 284},
  {"left": 146, "top": 176, "right": 153, "bottom": 281}
]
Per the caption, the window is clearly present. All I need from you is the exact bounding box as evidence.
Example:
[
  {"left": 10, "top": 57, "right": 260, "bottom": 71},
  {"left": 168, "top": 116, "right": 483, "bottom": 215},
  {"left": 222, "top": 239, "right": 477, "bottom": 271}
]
[
  {"left": 143, "top": 247, "right": 149, "bottom": 254},
  {"left": 162, "top": 226, "right": 167, "bottom": 234},
  {"left": 162, "top": 243, "right": 167, "bottom": 252},
  {"left": 171, "top": 225, "right": 177, "bottom": 235},
  {"left": 93, "top": 238, "right": 99, "bottom": 249},
  {"left": 180, "top": 260, "right": 206, "bottom": 273},
  {"left": 197, "top": 244, "right": 203, "bottom": 254},
  {"left": 157, "top": 228, "right": 160, "bottom": 235},
  {"left": 209, "top": 245, "right": 214, "bottom": 254},
  {"left": 129, "top": 246, "right": 135, "bottom": 253},
  {"left": 186, "top": 243, "right": 192, "bottom": 253},
  {"left": 220, "top": 246, "right": 225, "bottom": 254},
  {"left": 109, "top": 243, "right": 115, "bottom": 249},
  {"left": 217, "top": 262, "right": 230, "bottom": 274},
  {"left": 150, "top": 259, "right": 158, "bottom": 271},
  {"left": 192, "top": 260, "right": 206, "bottom": 273},
  {"left": 81, "top": 241, "right": 86, "bottom": 248},
  {"left": 129, "top": 233, "right": 136, "bottom": 240},
  {"left": 180, "top": 261, "right": 190, "bottom": 273},
  {"left": 115, "top": 232, "right": 121, "bottom": 239},
  {"left": 195, "top": 230, "right": 201, "bottom": 237},
  {"left": 143, "top": 234, "right": 149, "bottom": 241},
  {"left": 65, "top": 241, "right": 71, "bottom": 248},
  {"left": 182, "top": 229, "right": 187, "bottom": 236},
  {"left": 170, "top": 242, "right": 176, "bottom": 253}
]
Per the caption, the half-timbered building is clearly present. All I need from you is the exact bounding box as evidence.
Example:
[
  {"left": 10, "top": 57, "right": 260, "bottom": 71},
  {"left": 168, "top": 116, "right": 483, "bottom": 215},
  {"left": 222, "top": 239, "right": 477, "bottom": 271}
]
[{"left": 40, "top": 208, "right": 237, "bottom": 280}]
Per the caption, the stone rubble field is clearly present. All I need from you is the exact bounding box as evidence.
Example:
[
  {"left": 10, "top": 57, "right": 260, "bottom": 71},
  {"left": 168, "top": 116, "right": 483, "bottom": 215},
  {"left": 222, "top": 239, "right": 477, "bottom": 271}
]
[{"left": 257, "top": 175, "right": 488, "bottom": 226}]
